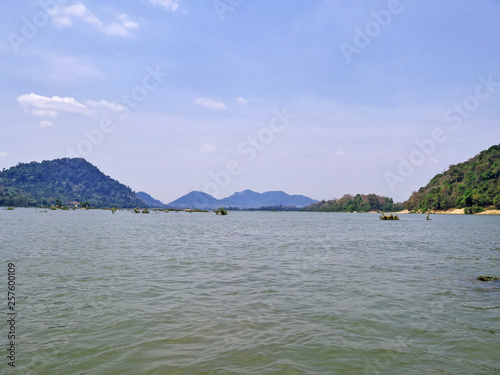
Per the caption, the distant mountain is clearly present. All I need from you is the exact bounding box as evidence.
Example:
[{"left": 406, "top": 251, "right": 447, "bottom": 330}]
[
  {"left": 166, "top": 189, "right": 317, "bottom": 209},
  {"left": 0, "top": 158, "right": 147, "bottom": 208},
  {"left": 136, "top": 191, "right": 166, "bottom": 208},
  {"left": 220, "top": 190, "right": 317, "bottom": 209},
  {"left": 406, "top": 144, "right": 500, "bottom": 211},
  {"left": 166, "top": 191, "right": 220, "bottom": 210}
]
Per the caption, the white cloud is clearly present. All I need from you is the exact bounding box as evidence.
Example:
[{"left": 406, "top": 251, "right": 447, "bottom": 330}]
[
  {"left": 195, "top": 97, "right": 227, "bottom": 110},
  {"left": 50, "top": 3, "right": 101, "bottom": 28},
  {"left": 149, "top": 0, "right": 180, "bottom": 11},
  {"left": 200, "top": 144, "right": 218, "bottom": 154},
  {"left": 236, "top": 97, "right": 248, "bottom": 104},
  {"left": 334, "top": 150, "right": 346, "bottom": 156},
  {"left": 18, "top": 94, "right": 128, "bottom": 122},
  {"left": 428, "top": 157, "right": 438, "bottom": 163},
  {"left": 39, "top": 120, "right": 53, "bottom": 128},
  {"left": 49, "top": 3, "right": 138, "bottom": 37},
  {"left": 17, "top": 93, "right": 93, "bottom": 117},
  {"left": 0, "top": 152, "right": 8, "bottom": 157},
  {"left": 103, "top": 15, "right": 139, "bottom": 37},
  {"left": 86, "top": 100, "right": 125, "bottom": 112}
]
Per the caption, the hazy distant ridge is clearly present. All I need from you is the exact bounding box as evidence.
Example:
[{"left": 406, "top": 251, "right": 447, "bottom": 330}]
[
  {"left": 136, "top": 191, "right": 167, "bottom": 208},
  {"left": 167, "top": 189, "right": 317, "bottom": 209}
]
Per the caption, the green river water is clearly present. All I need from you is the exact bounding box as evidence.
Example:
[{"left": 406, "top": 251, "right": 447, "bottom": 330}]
[{"left": 1, "top": 209, "right": 499, "bottom": 374}]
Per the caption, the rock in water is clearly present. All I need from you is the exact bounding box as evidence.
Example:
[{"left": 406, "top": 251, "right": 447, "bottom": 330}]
[{"left": 477, "top": 276, "right": 500, "bottom": 281}]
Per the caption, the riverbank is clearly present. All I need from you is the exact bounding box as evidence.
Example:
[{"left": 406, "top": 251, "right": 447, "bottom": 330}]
[{"left": 400, "top": 208, "right": 500, "bottom": 215}]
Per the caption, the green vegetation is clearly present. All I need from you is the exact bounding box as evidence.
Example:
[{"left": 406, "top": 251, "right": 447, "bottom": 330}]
[
  {"left": 0, "top": 158, "right": 147, "bottom": 208},
  {"left": 464, "top": 206, "right": 484, "bottom": 215},
  {"left": 80, "top": 201, "right": 91, "bottom": 209},
  {"left": 379, "top": 213, "right": 399, "bottom": 220},
  {"left": 304, "top": 194, "right": 403, "bottom": 213},
  {"left": 213, "top": 207, "right": 228, "bottom": 215},
  {"left": 406, "top": 144, "right": 500, "bottom": 212}
]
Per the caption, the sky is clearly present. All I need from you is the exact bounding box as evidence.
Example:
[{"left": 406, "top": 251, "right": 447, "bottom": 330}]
[{"left": 0, "top": 0, "right": 499, "bottom": 204}]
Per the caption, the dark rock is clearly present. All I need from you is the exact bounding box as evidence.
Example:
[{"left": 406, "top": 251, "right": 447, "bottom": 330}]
[{"left": 477, "top": 276, "right": 500, "bottom": 281}]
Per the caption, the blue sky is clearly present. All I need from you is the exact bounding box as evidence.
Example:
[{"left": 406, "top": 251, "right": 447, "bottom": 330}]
[{"left": 1, "top": 0, "right": 499, "bottom": 203}]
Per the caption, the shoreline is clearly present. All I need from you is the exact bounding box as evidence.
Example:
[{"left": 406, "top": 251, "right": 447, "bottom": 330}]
[
  {"left": 3, "top": 207, "right": 500, "bottom": 215},
  {"left": 399, "top": 208, "right": 500, "bottom": 215}
]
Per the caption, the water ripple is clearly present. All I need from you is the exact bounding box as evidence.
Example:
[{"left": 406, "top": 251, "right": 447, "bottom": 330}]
[{"left": 1, "top": 210, "right": 499, "bottom": 374}]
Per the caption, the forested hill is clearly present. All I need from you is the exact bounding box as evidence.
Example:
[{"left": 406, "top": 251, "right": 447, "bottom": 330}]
[
  {"left": 0, "top": 158, "right": 147, "bottom": 208},
  {"left": 406, "top": 144, "right": 500, "bottom": 211},
  {"left": 303, "top": 193, "right": 403, "bottom": 212}
]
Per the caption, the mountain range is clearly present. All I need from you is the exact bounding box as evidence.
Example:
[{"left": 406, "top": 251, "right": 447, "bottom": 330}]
[
  {"left": 0, "top": 158, "right": 317, "bottom": 209},
  {"left": 1, "top": 144, "right": 498, "bottom": 211},
  {"left": 165, "top": 190, "right": 318, "bottom": 210}
]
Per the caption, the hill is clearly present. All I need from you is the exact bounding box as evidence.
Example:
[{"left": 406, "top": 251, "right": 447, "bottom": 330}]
[
  {"left": 167, "top": 189, "right": 317, "bottom": 209},
  {"left": 136, "top": 191, "right": 167, "bottom": 208},
  {"left": 166, "top": 191, "right": 220, "bottom": 210},
  {"left": 0, "top": 158, "right": 147, "bottom": 208},
  {"left": 405, "top": 144, "right": 500, "bottom": 212},
  {"left": 303, "top": 193, "right": 403, "bottom": 212},
  {"left": 220, "top": 190, "right": 317, "bottom": 209}
]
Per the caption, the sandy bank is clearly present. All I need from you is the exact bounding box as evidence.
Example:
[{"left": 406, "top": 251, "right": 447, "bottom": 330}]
[
  {"left": 477, "top": 209, "right": 500, "bottom": 215},
  {"left": 406, "top": 208, "right": 500, "bottom": 215}
]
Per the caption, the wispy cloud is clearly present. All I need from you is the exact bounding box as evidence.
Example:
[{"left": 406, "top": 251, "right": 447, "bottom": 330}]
[
  {"left": 103, "top": 15, "right": 139, "bottom": 37},
  {"left": 149, "top": 0, "right": 180, "bottom": 12},
  {"left": 39, "top": 120, "right": 53, "bottom": 128},
  {"left": 236, "top": 97, "right": 248, "bottom": 104},
  {"left": 50, "top": 3, "right": 97, "bottom": 27},
  {"left": 334, "top": 150, "right": 346, "bottom": 156},
  {"left": 200, "top": 144, "right": 218, "bottom": 154},
  {"left": 17, "top": 93, "right": 93, "bottom": 117},
  {"left": 49, "top": 3, "right": 139, "bottom": 37},
  {"left": 195, "top": 97, "right": 227, "bottom": 110},
  {"left": 86, "top": 100, "right": 125, "bottom": 112},
  {"left": 0, "top": 152, "right": 8, "bottom": 157},
  {"left": 17, "top": 94, "right": 125, "bottom": 119}
]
